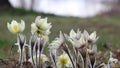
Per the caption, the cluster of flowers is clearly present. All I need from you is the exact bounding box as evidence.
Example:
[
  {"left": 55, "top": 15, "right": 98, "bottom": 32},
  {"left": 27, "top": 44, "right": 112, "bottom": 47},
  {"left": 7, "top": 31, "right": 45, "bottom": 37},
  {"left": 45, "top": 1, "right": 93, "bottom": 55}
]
[{"left": 7, "top": 16, "right": 120, "bottom": 68}]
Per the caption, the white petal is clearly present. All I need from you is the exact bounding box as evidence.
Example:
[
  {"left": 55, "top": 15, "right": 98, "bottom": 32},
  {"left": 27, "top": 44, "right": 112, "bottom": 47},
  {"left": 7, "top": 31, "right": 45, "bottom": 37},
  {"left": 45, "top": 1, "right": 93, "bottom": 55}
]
[
  {"left": 42, "top": 22, "right": 51, "bottom": 30},
  {"left": 70, "top": 29, "right": 77, "bottom": 39},
  {"left": 60, "top": 31, "right": 64, "bottom": 42},
  {"left": 83, "top": 30, "right": 89, "bottom": 40},
  {"left": 11, "top": 20, "right": 19, "bottom": 33},
  {"left": 7, "top": 22, "right": 15, "bottom": 34},
  {"left": 40, "top": 17, "right": 47, "bottom": 24},
  {"left": 35, "top": 16, "right": 41, "bottom": 22},
  {"left": 73, "top": 39, "right": 80, "bottom": 48},
  {"left": 64, "top": 33, "right": 70, "bottom": 41},
  {"left": 31, "top": 23, "right": 37, "bottom": 34},
  {"left": 46, "top": 29, "right": 51, "bottom": 35},
  {"left": 76, "top": 29, "right": 81, "bottom": 39},
  {"left": 90, "top": 31, "right": 96, "bottom": 40},
  {"left": 19, "top": 20, "right": 25, "bottom": 32},
  {"left": 79, "top": 34, "right": 86, "bottom": 44},
  {"left": 11, "top": 20, "right": 18, "bottom": 24},
  {"left": 11, "top": 20, "right": 19, "bottom": 28}
]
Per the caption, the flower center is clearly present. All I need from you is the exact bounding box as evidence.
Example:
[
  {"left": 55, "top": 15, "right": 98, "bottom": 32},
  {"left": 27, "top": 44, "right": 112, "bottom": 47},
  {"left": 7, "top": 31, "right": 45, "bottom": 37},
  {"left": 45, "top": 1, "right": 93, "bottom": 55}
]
[
  {"left": 36, "top": 23, "right": 45, "bottom": 35},
  {"left": 59, "top": 55, "right": 67, "bottom": 65},
  {"left": 13, "top": 25, "right": 18, "bottom": 32}
]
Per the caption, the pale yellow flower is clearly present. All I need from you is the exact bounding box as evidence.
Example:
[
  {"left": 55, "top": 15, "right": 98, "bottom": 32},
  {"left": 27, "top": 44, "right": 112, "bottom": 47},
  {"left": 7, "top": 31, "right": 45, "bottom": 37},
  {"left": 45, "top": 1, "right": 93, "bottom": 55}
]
[
  {"left": 57, "top": 53, "right": 72, "bottom": 68},
  {"left": 31, "top": 16, "right": 52, "bottom": 36},
  {"left": 7, "top": 20, "right": 25, "bottom": 34}
]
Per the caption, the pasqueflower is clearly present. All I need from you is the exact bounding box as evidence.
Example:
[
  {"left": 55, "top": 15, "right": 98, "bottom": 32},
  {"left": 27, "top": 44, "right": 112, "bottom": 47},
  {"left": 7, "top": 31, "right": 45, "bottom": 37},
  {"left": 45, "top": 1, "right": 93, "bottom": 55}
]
[{"left": 7, "top": 20, "right": 25, "bottom": 34}]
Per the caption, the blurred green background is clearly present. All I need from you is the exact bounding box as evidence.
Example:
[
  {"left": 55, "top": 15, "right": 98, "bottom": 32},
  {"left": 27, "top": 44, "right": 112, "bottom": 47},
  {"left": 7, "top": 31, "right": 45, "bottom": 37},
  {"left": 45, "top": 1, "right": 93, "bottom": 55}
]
[{"left": 0, "top": 3, "right": 120, "bottom": 59}]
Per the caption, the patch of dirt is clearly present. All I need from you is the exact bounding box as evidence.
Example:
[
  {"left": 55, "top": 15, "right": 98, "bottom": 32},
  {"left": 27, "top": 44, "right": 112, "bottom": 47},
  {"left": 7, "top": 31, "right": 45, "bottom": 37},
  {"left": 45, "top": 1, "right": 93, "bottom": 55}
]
[{"left": 0, "top": 58, "right": 33, "bottom": 68}]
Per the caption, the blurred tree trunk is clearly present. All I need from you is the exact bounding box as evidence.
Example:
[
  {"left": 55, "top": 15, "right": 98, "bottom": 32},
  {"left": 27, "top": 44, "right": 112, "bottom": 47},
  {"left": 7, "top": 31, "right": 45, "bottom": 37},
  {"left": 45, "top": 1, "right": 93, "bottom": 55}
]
[
  {"left": 21, "top": 0, "right": 25, "bottom": 8},
  {"left": 0, "top": 0, "right": 11, "bottom": 7},
  {"left": 31, "top": 0, "right": 35, "bottom": 10}
]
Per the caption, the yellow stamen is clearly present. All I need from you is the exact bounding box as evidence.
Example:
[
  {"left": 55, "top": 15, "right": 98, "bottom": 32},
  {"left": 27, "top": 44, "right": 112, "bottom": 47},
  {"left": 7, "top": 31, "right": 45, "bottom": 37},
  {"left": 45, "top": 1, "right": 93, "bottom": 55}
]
[
  {"left": 59, "top": 55, "right": 67, "bottom": 65},
  {"left": 13, "top": 25, "right": 18, "bottom": 32}
]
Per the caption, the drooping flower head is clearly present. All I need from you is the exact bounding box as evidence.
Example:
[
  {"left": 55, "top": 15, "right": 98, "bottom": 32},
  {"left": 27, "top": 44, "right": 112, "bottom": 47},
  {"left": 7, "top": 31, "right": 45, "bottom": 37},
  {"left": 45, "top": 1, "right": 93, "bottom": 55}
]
[
  {"left": 31, "top": 16, "right": 52, "bottom": 37},
  {"left": 7, "top": 20, "right": 25, "bottom": 34}
]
